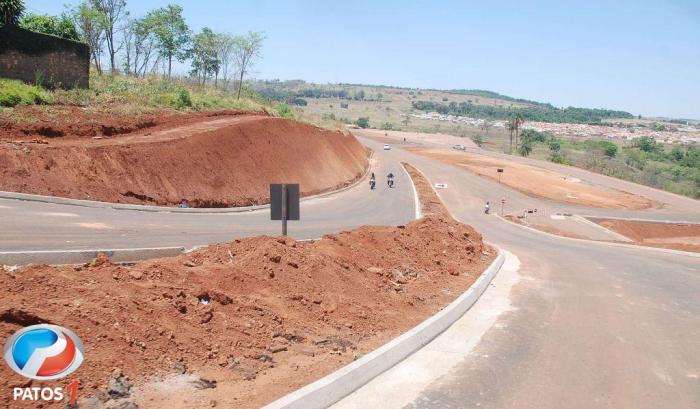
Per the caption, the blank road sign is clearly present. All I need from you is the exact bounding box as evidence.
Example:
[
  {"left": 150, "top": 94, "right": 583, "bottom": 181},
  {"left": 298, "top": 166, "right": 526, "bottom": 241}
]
[{"left": 270, "top": 184, "right": 300, "bottom": 220}]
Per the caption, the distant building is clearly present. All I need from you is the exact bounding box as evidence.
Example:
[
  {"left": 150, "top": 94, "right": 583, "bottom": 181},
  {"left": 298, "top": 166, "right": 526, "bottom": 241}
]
[{"left": 0, "top": 25, "right": 89, "bottom": 89}]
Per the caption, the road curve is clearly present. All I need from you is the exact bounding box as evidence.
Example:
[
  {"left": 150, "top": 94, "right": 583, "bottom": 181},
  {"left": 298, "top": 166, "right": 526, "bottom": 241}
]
[
  {"left": 334, "top": 139, "right": 700, "bottom": 409},
  {"left": 0, "top": 139, "right": 415, "bottom": 251}
]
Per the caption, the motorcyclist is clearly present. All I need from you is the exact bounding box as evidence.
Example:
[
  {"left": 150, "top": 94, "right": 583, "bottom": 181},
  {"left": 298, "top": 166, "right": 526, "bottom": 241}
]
[
  {"left": 484, "top": 201, "right": 490, "bottom": 214},
  {"left": 387, "top": 172, "right": 394, "bottom": 188}
]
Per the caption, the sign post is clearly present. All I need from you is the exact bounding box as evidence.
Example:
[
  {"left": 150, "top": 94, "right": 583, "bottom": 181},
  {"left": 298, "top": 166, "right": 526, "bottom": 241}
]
[
  {"left": 497, "top": 168, "right": 504, "bottom": 183},
  {"left": 270, "top": 183, "right": 300, "bottom": 236}
]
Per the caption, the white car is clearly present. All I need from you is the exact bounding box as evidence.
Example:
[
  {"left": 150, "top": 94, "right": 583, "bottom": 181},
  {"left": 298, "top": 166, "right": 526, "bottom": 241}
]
[
  {"left": 383, "top": 144, "right": 391, "bottom": 150},
  {"left": 453, "top": 144, "right": 466, "bottom": 151}
]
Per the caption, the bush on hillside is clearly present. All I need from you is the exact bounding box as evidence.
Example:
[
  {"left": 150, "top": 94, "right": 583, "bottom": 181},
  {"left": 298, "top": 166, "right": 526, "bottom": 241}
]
[{"left": 0, "top": 78, "right": 53, "bottom": 106}]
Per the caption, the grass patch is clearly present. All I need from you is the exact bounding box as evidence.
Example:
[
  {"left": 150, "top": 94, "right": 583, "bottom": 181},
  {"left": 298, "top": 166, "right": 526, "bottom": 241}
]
[{"left": 0, "top": 79, "right": 53, "bottom": 107}]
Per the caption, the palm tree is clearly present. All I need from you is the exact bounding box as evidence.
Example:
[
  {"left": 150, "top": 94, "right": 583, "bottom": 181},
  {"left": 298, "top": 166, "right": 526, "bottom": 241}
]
[
  {"left": 505, "top": 120, "right": 514, "bottom": 153},
  {"left": 513, "top": 113, "right": 525, "bottom": 150},
  {"left": 1, "top": 0, "right": 25, "bottom": 26}
]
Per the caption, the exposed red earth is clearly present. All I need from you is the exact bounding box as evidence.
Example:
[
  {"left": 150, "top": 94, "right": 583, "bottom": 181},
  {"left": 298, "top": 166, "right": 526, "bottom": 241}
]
[
  {"left": 0, "top": 110, "right": 368, "bottom": 207},
  {"left": 0, "top": 165, "right": 495, "bottom": 408},
  {"left": 589, "top": 217, "right": 700, "bottom": 253}
]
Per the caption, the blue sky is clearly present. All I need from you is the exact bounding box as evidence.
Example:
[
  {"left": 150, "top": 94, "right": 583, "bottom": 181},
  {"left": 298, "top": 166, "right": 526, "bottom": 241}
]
[{"left": 26, "top": 0, "right": 700, "bottom": 119}]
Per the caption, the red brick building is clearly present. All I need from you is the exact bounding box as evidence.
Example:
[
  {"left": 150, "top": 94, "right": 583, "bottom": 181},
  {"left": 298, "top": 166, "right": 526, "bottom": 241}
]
[{"left": 0, "top": 25, "right": 89, "bottom": 89}]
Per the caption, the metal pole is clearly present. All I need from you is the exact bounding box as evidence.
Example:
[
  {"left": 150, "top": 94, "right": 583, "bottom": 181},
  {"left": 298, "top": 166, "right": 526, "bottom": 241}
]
[
  {"left": 281, "top": 184, "right": 288, "bottom": 236},
  {"left": 501, "top": 201, "right": 504, "bottom": 216}
]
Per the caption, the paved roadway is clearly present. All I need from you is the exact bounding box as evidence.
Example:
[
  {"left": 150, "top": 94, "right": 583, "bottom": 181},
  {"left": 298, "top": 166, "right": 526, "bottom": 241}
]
[
  {"left": 336, "top": 144, "right": 700, "bottom": 409},
  {"left": 0, "top": 141, "right": 414, "bottom": 251},
  {"left": 1, "top": 136, "right": 699, "bottom": 408}
]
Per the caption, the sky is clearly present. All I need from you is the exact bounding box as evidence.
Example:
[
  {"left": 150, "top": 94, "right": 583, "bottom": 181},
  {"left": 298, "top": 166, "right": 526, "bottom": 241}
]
[{"left": 25, "top": 0, "right": 700, "bottom": 119}]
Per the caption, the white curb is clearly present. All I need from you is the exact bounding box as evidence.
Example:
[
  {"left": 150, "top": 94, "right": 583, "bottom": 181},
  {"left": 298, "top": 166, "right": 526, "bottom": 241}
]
[
  {"left": 0, "top": 247, "right": 186, "bottom": 266},
  {"left": 263, "top": 249, "right": 506, "bottom": 409}
]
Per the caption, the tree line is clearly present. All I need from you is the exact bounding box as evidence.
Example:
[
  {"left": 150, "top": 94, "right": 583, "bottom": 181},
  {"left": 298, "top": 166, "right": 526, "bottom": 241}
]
[
  {"left": 1, "top": 0, "right": 264, "bottom": 95},
  {"left": 412, "top": 100, "right": 633, "bottom": 124}
]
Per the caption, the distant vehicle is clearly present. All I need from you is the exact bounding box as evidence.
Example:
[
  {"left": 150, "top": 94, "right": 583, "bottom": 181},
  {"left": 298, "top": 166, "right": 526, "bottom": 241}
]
[
  {"left": 453, "top": 144, "right": 466, "bottom": 151},
  {"left": 383, "top": 144, "right": 391, "bottom": 150}
]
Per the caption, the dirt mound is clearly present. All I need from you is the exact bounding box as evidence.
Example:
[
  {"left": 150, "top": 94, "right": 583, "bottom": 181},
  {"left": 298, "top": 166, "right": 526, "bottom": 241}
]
[
  {"left": 590, "top": 218, "right": 700, "bottom": 252},
  {"left": 0, "top": 219, "right": 494, "bottom": 408},
  {"left": 411, "top": 148, "right": 658, "bottom": 210},
  {"left": 0, "top": 116, "right": 368, "bottom": 207}
]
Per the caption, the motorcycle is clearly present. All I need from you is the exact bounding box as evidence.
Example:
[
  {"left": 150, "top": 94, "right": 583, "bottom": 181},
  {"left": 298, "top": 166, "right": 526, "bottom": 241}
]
[
  {"left": 387, "top": 178, "right": 394, "bottom": 188},
  {"left": 369, "top": 179, "right": 376, "bottom": 190}
]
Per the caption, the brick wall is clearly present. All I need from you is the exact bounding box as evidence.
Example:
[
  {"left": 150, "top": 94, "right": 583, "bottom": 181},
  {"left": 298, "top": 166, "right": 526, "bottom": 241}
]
[{"left": 0, "top": 25, "right": 89, "bottom": 89}]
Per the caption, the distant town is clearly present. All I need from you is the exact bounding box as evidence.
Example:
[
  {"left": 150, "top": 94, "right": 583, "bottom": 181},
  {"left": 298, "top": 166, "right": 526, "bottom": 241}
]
[{"left": 410, "top": 112, "right": 700, "bottom": 145}]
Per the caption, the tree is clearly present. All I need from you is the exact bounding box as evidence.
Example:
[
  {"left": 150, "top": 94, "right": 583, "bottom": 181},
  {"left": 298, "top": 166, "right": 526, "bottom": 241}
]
[
  {"left": 635, "top": 136, "right": 657, "bottom": 153},
  {"left": 549, "top": 139, "right": 561, "bottom": 153},
  {"left": 91, "top": 0, "right": 128, "bottom": 74},
  {"left": 146, "top": 4, "right": 189, "bottom": 79},
  {"left": 189, "top": 27, "right": 219, "bottom": 85},
  {"left": 0, "top": 0, "right": 24, "bottom": 26},
  {"left": 213, "top": 33, "right": 236, "bottom": 87},
  {"left": 122, "top": 17, "right": 157, "bottom": 77},
  {"left": 518, "top": 140, "right": 533, "bottom": 157},
  {"left": 480, "top": 119, "right": 492, "bottom": 135},
  {"left": 20, "top": 13, "right": 79, "bottom": 41},
  {"left": 604, "top": 143, "right": 618, "bottom": 158},
  {"left": 71, "top": 2, "right": 104, "bottom": 74},
  {"left": 355, "top": 117, "right": 370, "bottom": 128},
  {"left": 513, "top": 113, "right": 524, "bottom": 149},
  {"left": 232, "top": 31, "right": 265, "bottom": 99}
]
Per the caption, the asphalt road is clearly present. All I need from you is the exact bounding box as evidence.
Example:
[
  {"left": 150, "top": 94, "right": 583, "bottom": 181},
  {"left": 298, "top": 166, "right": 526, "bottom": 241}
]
[
  {"left": 1, "top": 135, "right": 699, "bottom": 408},
  {"left": 0, "top": 141, "right": 414, "bottom": 251},
  {"left": 362, "top": 146, "right": 700, "bottom": 409}
]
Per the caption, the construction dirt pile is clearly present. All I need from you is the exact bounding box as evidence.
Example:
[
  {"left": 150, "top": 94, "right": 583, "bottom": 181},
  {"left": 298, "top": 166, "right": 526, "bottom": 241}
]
[
  {"left": 0, "top": 164, "right": 495, "bottom": 409},
  {"left": 590, "top": 217, "right": 700, "bottom": 253},
  {"left": 0, "top": 113, "right": 368, "bottom": 207}
]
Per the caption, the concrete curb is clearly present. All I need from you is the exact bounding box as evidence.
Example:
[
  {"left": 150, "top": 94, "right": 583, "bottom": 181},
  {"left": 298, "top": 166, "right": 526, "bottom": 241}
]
[
  {"left": 580, "top": 214, "right": 700, "bottom": 225},
  {"left": 0, "top": 152, "right": 374, "bottom": 214},
  {"left": 496, "top": 215, "right": 700, "bottom": 258},
  {"left": 401, "top": 164, "right": 422, "bottom": 220},
  {"left": 0, "top": 247, "right": 185, "bottom": 266},
  {"left": 263, "top": 249, "right": 506, "bottom": 409}
]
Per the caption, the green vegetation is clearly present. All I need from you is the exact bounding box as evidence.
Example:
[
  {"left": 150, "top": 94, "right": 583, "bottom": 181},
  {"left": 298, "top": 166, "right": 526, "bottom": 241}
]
[
  {"left": 515, "top": 131, "right": 700, "bottom": 198},
  {"left": 276, "top": 102, "right": 294, "bottom": 119},
  {"left": 412, "top": 100, "right": 633, "bottom": 124},
  {"left": 19, "top": 13, "right": 78, "bottom": 40},
  {"left": 0, "top": 0, "right": 25, "bottom": 26},
  {"left": 0, "top": 78, "right": 53, "bottom": 106},
  {"left": 355, "top": 117, "right": 370, "bottom": 128}
]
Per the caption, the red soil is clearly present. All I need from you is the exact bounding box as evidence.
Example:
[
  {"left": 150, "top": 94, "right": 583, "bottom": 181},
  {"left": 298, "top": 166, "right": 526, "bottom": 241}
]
[
  {"left": 0, "top": 106, "right": 255, "bottom": 140},
  {"left": 590, "top": 218, "right": 700, "bottom": 253},
  {"left": 0, "top": 166, "right": 495, "bottom": 409},
  {"left": 0, "top": 114, "right": 368, "bottom": 207}
]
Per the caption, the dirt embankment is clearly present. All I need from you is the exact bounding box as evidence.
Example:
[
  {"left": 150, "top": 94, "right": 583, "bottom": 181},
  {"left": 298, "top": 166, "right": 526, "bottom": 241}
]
[
  {"left": 0, "top": 115, "right": 368, "bottom": 207},
  {"left": 0, "top": 165, "right": 495, "bottom": 409},
  {"left": 410, "top": 148, "right": 658, "bottom": 210},
  {"left": 0, "top": 106, "right": 256, "bottom": 140},
  {"left": 589, "top": 218, "right": 700, "bottom": 253}
]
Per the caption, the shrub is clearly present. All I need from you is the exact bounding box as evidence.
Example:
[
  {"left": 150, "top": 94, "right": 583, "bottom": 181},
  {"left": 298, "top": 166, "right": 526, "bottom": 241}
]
[
  {"left": 0, "top": 79, "right": 52, "bottom": 107},
  {"left": 172, "top": 88, "right": 192, "bottom": 110},
  {"left": 355, "top": 117, "right": 370, "bottom": 128},
  {"left": 380, "top": 122, "right": 393, "bottom": 130},
  {"left": 276, "top": 102, "right": 294, "bottom": 119}
]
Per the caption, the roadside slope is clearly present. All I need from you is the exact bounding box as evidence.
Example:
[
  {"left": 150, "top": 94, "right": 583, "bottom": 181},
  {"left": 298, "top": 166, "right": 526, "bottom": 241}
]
[{"left": 0, "top": 116, "right": 368, "bottom": 207}]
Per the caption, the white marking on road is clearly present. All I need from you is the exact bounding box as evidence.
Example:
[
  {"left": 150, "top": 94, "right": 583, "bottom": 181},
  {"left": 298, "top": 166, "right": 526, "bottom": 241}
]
[
  {"left": 76, "top": 222, "right": 113, "bottom": 230},
  {"left": 0, "top": 205, "right": 11, "bottom": 209},
  {"left": 36, "top": 212, "right": 80, "bottom": 217}
]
